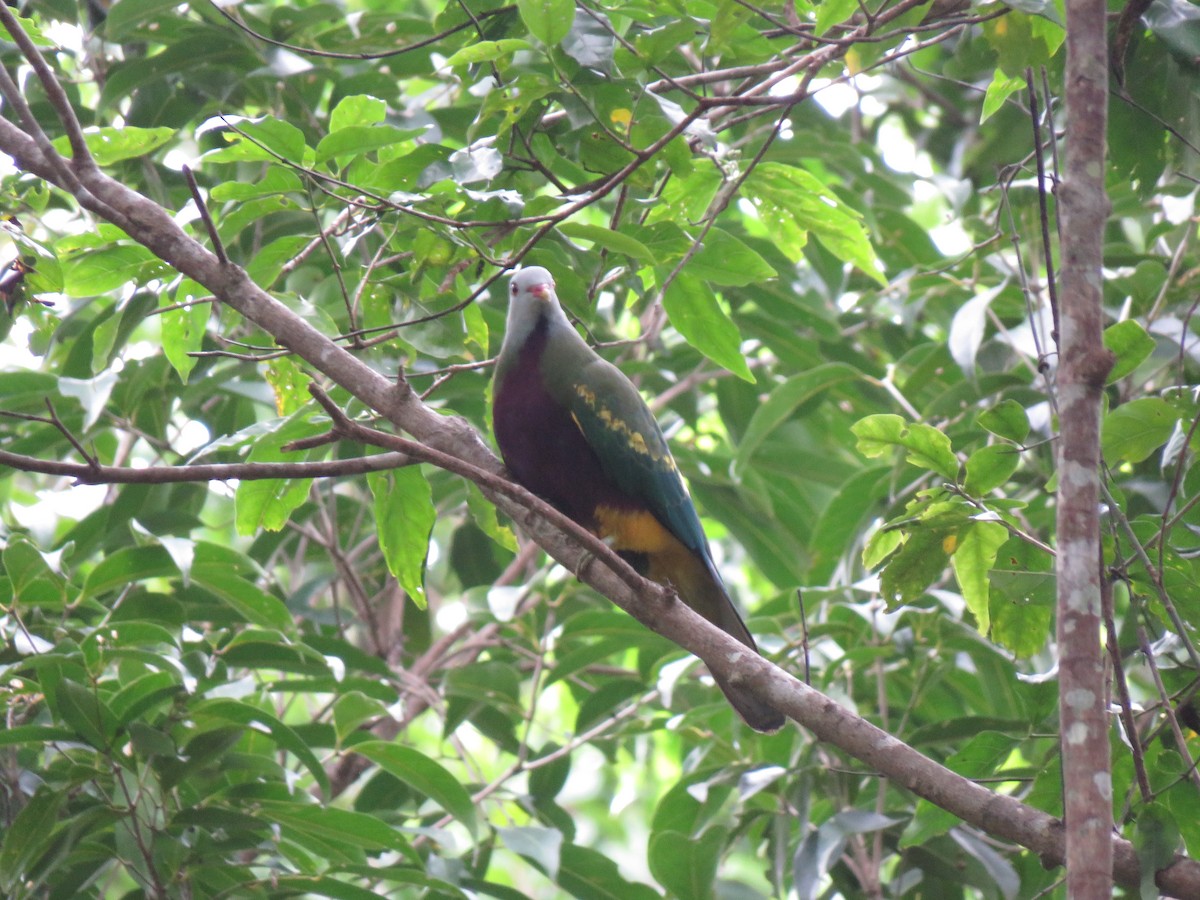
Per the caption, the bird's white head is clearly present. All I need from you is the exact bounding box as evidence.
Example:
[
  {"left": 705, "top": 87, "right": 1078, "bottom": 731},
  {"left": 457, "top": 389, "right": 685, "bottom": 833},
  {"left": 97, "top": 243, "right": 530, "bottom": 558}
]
[
  {"left": 498, "top": 264, "right": 586, "bottom": 365},
  {"left": 509, "top": 266, "right": 556, "bottom": 306}
]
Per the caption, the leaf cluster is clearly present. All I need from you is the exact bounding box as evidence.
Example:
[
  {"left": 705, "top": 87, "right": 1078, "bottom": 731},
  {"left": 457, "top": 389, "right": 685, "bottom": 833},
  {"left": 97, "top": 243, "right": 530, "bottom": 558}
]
[{"left": 2, "top": 0, "right": 1200, "bottom": 897}]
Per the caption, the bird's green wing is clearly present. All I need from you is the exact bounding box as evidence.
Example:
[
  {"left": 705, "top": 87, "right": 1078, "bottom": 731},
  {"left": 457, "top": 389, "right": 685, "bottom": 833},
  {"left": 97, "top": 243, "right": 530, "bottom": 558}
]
[{"left": 567, "top": 357, "right": 712, "bottom": 562}]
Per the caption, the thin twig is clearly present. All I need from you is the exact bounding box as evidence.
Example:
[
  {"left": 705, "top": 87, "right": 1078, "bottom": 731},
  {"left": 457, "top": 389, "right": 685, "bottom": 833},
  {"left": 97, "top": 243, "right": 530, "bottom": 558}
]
[
  {"left": 1104, "top": 480, "right": 1200, "bottom": 673},
  {"left": 1102, "top": 561, "right": 1151, "bottom": 801},
  {"left": 209, "top": 1, "right": 516, "bottom": 61},
  {"left": 1026, "top": 67, "right": 1059, "bottom": 345},
  {"left": 0, "top": 57, "right": 81, "bottom": 193},
  {"left": 43, "top": 400, "right": 99, "bottom": 468},
  {"left": 0, "top": 4, "right": 91, "bottom": 165},
  {"left": 1135, "top": 620, "right": 1200, "bottom": 792},
  {"left": 797, "top": 588, "right": 810, "bottom": 685},
  {"left": 0, "top": 446, "right": 413, "bottom": 483},
  {"left": 182, "top": 165, "right": 228, "bottom": 265}
]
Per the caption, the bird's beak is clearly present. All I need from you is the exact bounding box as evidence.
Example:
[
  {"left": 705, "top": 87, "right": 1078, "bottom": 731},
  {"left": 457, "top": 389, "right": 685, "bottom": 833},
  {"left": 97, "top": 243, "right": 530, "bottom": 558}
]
[{"left": 529, "top": 281, "right": 552, "bottom": 300}]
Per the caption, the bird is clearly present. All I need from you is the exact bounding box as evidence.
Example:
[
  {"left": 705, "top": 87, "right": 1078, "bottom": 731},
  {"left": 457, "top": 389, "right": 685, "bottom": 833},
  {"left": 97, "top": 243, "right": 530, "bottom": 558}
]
[{"left": 492, "top": 266, "right": 785, "bottom": 733}]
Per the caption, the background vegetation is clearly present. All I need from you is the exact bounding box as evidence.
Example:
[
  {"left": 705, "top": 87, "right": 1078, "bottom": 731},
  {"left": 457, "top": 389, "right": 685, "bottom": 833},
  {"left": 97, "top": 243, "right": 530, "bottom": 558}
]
[{"left": 2, "top": 0, "right": 1200, "bottom": 896}]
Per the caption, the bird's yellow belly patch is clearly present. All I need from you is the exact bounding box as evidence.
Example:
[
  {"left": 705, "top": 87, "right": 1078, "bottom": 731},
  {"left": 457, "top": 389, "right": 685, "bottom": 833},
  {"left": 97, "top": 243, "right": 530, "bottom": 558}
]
[{"left": 594, "top": 506, "right": 675, "bottom": 554}]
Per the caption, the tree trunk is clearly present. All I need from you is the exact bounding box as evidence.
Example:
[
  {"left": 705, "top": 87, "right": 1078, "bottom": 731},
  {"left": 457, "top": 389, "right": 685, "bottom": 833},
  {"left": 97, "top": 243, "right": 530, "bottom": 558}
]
[{"left": 1057, "top": 0, "right": 1115, "bottom": 896}]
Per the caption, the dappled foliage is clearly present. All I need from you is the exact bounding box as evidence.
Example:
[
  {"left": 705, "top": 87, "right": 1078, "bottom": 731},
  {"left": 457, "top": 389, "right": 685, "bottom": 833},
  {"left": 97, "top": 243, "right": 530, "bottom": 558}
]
[{"left": 2, "top": 0, "right": 1200, "bottom": 896}]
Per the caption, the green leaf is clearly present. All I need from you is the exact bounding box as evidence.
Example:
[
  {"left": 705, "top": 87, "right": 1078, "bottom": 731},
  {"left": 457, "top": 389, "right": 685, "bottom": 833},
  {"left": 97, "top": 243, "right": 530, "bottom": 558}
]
[
  {"left": 256, "top": 801, "right": 415, "bottom": 857},
  {"left": 83, "top": 545, "right": 176, "bottom": 598},
  {"left": 274, "top": 875, "right": 430, "bottom": 899},
  {"left": 559, "top": 222, "right": 652, "bottom": 260},
  {"left": 687, "top": 228, "right": 776, "bottom": 286},
  {"left": 1005, "top": 0, "right": 1063, "bottom": 24},
  {"left": 463, "top": 299, "right": 489, "bottom": 356},
  {"left": 989, "top": 569, "right": 1055, "bottom": 657},
  {"left": 246, "top": 235, "right": 310, "bottom": 290},
  {"left": 794, "top": 812, "right": 903, "bottom": 900},
  {"left": 316, "top": 125, "right": 424, "bottom": 165},
  {"left": 1146, "top": 0, "right": 1200, "bottom": 60},
  {"left": 879, "top": 527, "right": 950, "bottom": 606},
  {"left": 981, "top": 69, "right": 1024, "bottom": 123},
  {"left": 815, "top": 0, "right": 859, "bottom": 36},
  {"left": 811, "top": 466, "right": 891, "bottom": 578},
  {"left": 1134, "top": 803, "right": 1181, "bottom": 899},
  {"left": 109, "top": 670, "right": 183, "bottom": 725},
  {"left": 332, "top": 692, "right": 389, "bottom": 741},
  {"left": 951, "top": 520, "right": 1008, "bottom": 633},
  {"left": 947, "top": 730, "right": 1021, "bottom": 779},
  {"left": 53, "top": 678, "right": 115, "bottom": 748},
  {"left": 206, "top": 117, "right": 309, "bottom": 164},
  {"left": 558, "top": 842, "right": 659, "bottom": 900},
  {"left": 235, "top": 413, "right": 323, "bottom": 534},
  {"left": 190, "top": 565, "right": 294, "bottom": 631},
  {"left": 0, "top": 724, "right": 75, "bottom": 748},
  {"left": 263, "top": 354, "right": 312, "bottom": 416},
  {"left": 0, "top": 788, "right": 64, "bottom": 893},
  {"left": 329, "top": 94, "right": 387, "bottom": 132},
  {"left": 747, "top": 162, "right": 885, "bottom": 284},
  {"left": 350, "top": 741, "right": 478, "bottom": 836},
  {"left": 4, "top": 535, "right": 65, "bottom": 604},
  {"left": 978, "top": 400, "right": 1030, "bottom": 444},
  {"left": 948, "top": 283, "right": 1004, "bottom": 377},
  {"left": 576, "top": 679, "right": 645, "bottom": 731},
  {"left": 6, "top": 226, "right": 63, "bottom": 293},
  {"left": 59, "top": 371, "right": 119, "bottom": 431},
  {"left": 209, "top": 166, "right": 304, "bottom": 202},
  {"left": 466, "top": 482, "right": 517, "bottom": 551},
  {"left": 900, "top": 799, "right": 961, "bottom": 848},
  {"left": 1102, "top": 397, "right": 1181, "bottom": 463},
  {"left": 963, "top": 444, "right": 1020, "bottom": 496},
  {"left": 735, "top": 362, "right": 861, "bottom": 476},
  {"left": 516, "top": 0, "right": 574, "bottom": 46},
  {"left": 1104, "top": 319, "right": 1156, "bottom": 384},
  {"left": 53, "top": 126, "right": 175, "bottom": 165},
  {"left": 0, "top": 12, "right": 53, "bottom": 47},
  {"left": 648, "top": 827, "right": 725, "bottom": 900},
  {"left": 852, "top": 414, "right": 959, "bottom": 480},
  {"left": 160, "top": 294, "right": 209, "bottom": 382},
  {"left": 63, "top": 244, "right": 157, "bottom": 296},
  {"left": 103, "top": 0, "right": 184, "bottom": 38},
  {"left": 221, "top": 637, "right": 331, "bottom": 674},
  {"left": 196, "top": 699, "right": 329, "bottom": 795},
  {"left": 983, "top": 12, "right": 1062, "bottom": 78},
  {"left": 368, "top": 467, "right": 436, "bottom": 608},
  {"left": 93, "top": 291, "right": 156, "bottom": 372},
  {"left": 499, "top": 826, "right": 564, "bottom": 882},
  {"left": 445, "top": 38, "right": 536, "bottom": 66},
  {"left": 662, "top": 275, "right": 754, "bottom": 382}
]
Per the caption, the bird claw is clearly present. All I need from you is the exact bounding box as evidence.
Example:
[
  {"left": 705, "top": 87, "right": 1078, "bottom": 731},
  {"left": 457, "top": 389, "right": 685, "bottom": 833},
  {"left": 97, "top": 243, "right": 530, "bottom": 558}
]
[
  {"left": 574, "top": 548, "right": 596, "bottom": 580},
  {"left": 575, "top": 535, "right": 617, "bottom": 581}
]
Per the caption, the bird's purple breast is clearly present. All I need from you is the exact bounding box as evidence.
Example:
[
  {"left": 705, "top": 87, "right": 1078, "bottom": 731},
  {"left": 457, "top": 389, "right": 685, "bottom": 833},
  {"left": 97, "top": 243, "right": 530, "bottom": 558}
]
[{"left": 493, "top": 318, "right": 636, "bottom": 529}]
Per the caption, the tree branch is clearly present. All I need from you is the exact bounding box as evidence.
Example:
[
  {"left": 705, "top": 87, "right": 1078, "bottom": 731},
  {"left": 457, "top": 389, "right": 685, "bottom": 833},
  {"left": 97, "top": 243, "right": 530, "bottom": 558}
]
[{"left": 0, "top": 448, "right": 414, "bottom": 483}]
